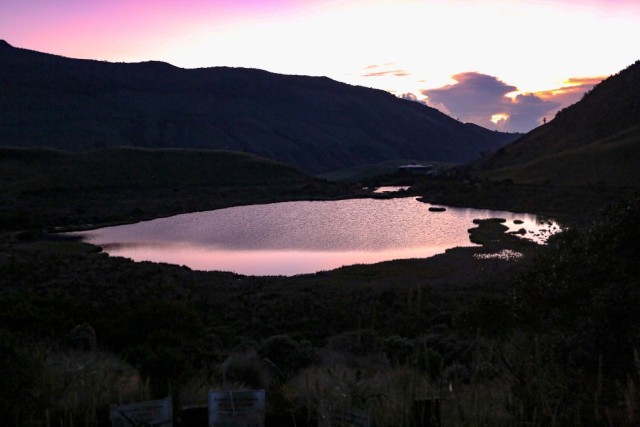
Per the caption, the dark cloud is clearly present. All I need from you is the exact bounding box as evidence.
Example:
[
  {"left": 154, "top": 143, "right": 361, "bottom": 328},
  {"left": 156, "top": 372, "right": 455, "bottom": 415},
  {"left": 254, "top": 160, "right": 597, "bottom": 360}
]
[
  {"left": 508, "top": 92, "right": 560, "bottom": 132},
  {"left": 400, "top": 93, "right": 418, "bottom": 102},
  {"left": 400, "top": 93, "right": 429, "bottom": 106},
  {"left": 421, "top": 72, "right": 562, "bottom": 132},
  {"left": 423, "top": 72, "right": 517, "bottom": 117}
]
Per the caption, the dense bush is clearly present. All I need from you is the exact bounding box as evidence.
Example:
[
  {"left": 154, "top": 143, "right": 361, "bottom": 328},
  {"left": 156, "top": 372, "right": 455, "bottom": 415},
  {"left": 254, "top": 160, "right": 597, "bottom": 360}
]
[
  {"left": 116, "top": 300, "right": 207, "bottom": 398},
  {"left": 0, "top": 329, "right": 46, "bottom": 424},
  {"left": 459, "top": 196, "right": 640, "bottom": 423},
  {"left": 257, "top": 334, "right": 318, "bottom": 379},
  {"left": 514, "top": 197, "right": 640, "bottom": 382}
]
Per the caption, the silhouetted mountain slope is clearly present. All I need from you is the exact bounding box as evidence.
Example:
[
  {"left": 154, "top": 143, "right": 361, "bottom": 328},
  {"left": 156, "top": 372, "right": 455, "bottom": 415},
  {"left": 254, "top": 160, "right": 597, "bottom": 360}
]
[
  {"left": 468, "top": 60, "right": 640, "bottom": 186},
  {"left": 0, "top": 41, "right": 517, "bottom": 174}
]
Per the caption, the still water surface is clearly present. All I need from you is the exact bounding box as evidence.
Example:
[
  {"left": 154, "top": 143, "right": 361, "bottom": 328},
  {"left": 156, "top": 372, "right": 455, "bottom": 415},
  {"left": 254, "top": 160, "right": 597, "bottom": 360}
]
[{"left": 72, "top": 197, "right": 559, "bottom": 276}]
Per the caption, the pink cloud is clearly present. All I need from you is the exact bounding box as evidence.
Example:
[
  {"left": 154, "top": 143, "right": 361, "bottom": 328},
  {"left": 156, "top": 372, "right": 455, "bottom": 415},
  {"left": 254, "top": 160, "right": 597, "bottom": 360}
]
[
  {"left": 363, "top": 70, "right": 411, "bottom": 77},
  {"left": 362, "top": 63, "right": 411, "bottom": 77}
]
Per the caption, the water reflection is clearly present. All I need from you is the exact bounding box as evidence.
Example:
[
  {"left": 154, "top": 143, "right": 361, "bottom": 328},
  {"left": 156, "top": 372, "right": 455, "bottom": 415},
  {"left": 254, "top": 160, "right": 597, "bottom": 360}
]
[
  {"left": 474, "top": 249, "right": 525, "bottom": 261},
  {"left": 71, "top": 197, "right": 560, "bottom": 276}
]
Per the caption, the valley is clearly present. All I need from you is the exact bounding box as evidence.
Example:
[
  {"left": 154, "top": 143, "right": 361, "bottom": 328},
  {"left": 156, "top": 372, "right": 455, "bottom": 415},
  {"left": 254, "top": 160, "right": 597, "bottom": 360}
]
[{"left": 0, "top": 42, "right": 638, "bottom": 426}]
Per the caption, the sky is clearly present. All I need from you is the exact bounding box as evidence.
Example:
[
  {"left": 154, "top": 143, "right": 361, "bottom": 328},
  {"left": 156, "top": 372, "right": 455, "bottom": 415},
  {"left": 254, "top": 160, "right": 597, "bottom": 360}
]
[{"left": 2, "top": 0, "right": 639, "bottom": 133}]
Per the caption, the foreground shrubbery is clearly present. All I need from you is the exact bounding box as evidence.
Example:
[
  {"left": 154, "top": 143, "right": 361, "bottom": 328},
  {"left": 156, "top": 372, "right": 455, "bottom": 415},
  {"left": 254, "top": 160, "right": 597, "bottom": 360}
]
[
  {"left": 1, "top": 195, "right": 639, "bottom": 425},
  {"left": 459, "top": 196, "right": 640, "bottom": 424}
]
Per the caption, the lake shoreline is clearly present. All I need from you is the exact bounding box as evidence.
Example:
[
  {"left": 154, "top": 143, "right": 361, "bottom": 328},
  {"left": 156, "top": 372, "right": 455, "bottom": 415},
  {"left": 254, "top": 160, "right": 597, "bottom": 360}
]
[
  {"left": 64, "top": 195, "right": 558, "bottom": 276},
  {"left": 3, "top": 172, "right": 635, "bottom": 426}
]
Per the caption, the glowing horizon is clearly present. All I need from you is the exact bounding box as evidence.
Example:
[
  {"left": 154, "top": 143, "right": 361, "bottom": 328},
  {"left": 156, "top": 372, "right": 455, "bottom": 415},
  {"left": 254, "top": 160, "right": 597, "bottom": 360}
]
[{"left": 1, "top": 0, "right": 638, "bottom": 132}]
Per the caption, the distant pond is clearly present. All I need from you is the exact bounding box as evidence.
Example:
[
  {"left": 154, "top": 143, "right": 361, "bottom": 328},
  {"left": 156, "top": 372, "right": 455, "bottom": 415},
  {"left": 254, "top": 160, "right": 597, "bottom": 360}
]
[{"left": 71, "top": 197, "right": 560, "bottom": 276}]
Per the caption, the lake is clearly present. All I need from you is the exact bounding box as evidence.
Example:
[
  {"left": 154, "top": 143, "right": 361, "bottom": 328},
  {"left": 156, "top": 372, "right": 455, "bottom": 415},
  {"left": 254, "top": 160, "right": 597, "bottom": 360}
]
[{"left": 71, "top": 197, "right": 560, "bottom": 276}]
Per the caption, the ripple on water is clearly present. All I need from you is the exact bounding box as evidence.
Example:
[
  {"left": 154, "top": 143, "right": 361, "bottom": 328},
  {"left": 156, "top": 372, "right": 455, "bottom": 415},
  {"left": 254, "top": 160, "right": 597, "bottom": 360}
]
[{"left": 473, "top": 249, "right": 525, "bottom": 261}]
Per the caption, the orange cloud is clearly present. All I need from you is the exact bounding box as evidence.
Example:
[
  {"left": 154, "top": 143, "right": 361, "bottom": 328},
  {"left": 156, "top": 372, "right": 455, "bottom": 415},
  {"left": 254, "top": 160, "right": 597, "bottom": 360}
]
[
  {"left": 565, "top": 76, "right": 607, "bottom": 85},
  {"left": 538, "top": 76, "right": 605, "bottom": 95},
  {"left": 490, "top": 113, "right": 509, "bottom": 125},
  {"left": 532, "top": 76, "right": 606, "bottom": 121}
]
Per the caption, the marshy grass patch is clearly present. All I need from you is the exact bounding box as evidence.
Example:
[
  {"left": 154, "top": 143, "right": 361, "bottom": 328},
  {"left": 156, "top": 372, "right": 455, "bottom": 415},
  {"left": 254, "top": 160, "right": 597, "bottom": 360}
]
[{"left": 40, "top": 347, "right": 147, "bottom": 426}]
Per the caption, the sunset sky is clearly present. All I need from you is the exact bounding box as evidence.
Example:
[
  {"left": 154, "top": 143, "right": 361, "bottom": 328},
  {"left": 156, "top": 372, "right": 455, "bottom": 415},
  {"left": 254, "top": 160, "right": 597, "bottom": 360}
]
[{"left": 2, "top": 0, "right": 639, "bottom": 132}]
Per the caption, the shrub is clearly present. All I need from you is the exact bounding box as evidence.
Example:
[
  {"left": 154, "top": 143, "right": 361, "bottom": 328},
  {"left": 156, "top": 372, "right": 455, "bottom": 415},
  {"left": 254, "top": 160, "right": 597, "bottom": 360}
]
[
  {"left": 0, "top": 329, "right": 46, "bottom": 424},
  {"left": 221, "top": 350, "right": 271, "bottom": 389},
  {"left": 327, "top": 329, "right": 379, "bottom": 356},
  {"left": 117, "top": 300, "right": 206, "bottom": 398},
  {"left": 257, "top": 334, "right": 317, "bottom": 379},
  {"left": 381, "top": 335, "right": 415, "bottom": 366}
]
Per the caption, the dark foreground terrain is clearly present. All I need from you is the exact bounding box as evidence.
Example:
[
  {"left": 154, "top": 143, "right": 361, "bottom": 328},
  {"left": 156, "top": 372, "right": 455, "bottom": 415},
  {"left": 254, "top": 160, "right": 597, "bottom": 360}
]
[{"left": 2, "top": 147, "right": 639, "bottom": 425}]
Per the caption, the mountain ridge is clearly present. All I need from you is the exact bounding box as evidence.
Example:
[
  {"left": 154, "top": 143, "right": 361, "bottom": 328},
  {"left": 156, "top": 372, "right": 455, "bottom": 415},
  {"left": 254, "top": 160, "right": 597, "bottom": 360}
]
[{"left": 0, "top": 40, "right": 518, "bottom": 174}]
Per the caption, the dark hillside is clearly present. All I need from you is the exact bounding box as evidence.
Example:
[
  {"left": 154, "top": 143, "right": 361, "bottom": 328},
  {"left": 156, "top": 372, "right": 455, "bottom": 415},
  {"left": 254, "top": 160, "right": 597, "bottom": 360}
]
[
  {"left": 0, "top": 147, "right": 347, "bottom": 230},
  {"left": 467, "top": 60, "right": 640, "bottom": 186},
  {"left": 0, "top": 40, "right": 517, "bottom": 174},
  {"left": 0, "top": 147, "right": 310, "bottom": 190}
]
